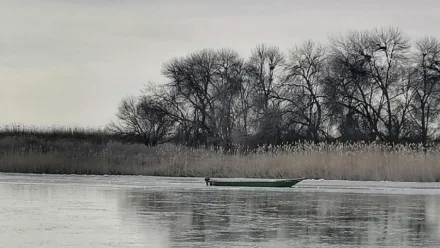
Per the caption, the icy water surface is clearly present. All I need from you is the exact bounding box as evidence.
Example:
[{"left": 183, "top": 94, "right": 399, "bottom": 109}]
[{"left": 1, "top": 173, "right": 440, "bottom": 248}]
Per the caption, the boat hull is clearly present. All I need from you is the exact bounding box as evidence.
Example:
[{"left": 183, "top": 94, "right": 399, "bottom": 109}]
[{"left": 206, "top": 178, "right": 305, "bottom": 187}]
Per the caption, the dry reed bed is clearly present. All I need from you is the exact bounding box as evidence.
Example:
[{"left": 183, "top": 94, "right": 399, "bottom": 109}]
[{"left": 1, "top": 136, "right": 439, "bottom": 182}]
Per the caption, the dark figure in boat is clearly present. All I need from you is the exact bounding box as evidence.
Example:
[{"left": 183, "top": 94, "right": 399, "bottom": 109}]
[{"left": 204, "top": 176, "right": 211, "bottom": 186}]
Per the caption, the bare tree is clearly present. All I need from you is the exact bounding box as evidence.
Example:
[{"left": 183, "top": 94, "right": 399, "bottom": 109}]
[
  {"left": 213, "top": 48, "right": 245, "bottom": 150},
  {"left": 162, "top": 49, "right": 218, "bottom": 146},
  {"left": 161, "top": 48, "right": 245, "bottom": 149},
  {"left": 275, "top": 40, "right": 327, "bottom": 143},
  {"left": 367, "top": 27, "right": 412, "bottom": 142},
  {"left": 246, "top": 44, "right": 284, "bottom": 113},
  {"left": 233, "top": 70, "right": 254, "bottom": 135},
  {"left": 407, "top": 36, "right": 440, "bottom": 146},
  {"left": 244, "top": 44, "right": 285, "bottom": 144},
  {"left": 325, "top": 27, "right": 411, "bottom": 142},
  {"left": 324, "top": 31, "right": 378, "bottom": 141},
  {"left": 107, "top": 95, "right": 175, "bottom": 146}
]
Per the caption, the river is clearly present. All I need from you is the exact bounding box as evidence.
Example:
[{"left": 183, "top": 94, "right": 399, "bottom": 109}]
[{"left": 1, "top": 173, "right": 440, "bottom": 247}]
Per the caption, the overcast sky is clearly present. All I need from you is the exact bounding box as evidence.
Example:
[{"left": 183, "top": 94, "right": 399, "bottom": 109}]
[{"left": 1, "top": 0, "right": 439, "bottom": 127}]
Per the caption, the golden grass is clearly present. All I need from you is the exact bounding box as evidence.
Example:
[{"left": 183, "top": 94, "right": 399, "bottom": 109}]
[{"left": 1, "top": 136, "right": 440, "bottom": 182}]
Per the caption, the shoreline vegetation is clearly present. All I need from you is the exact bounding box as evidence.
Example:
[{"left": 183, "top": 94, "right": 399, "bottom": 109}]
[
  {"left": 4, "top": 27, "right": 440, "bottom": 182},
  {"left": 1, "top": 125, "right": 439, "bottom": 182}
]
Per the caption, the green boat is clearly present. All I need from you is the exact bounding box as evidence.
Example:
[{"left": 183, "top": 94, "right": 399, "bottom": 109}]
[{"left": 204, "top": 177, "right": 305, "bottom": 187}]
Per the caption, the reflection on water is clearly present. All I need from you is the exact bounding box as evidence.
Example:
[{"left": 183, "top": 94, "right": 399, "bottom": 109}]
[
  {"left": 1, "top": 174, "right": 440, "bottom": 248},
  {"left": 119, "top": 189, "right": 440, "bottom": 247}
]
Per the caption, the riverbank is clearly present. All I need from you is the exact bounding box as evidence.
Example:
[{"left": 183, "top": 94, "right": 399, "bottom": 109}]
[{"left": 1, "top": 135, "right": 439, "bottom": 182}]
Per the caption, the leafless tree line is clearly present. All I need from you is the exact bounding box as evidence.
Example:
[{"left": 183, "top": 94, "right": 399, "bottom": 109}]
[{"left": 108, "top": 27, "right": 440, "bottom": 150}]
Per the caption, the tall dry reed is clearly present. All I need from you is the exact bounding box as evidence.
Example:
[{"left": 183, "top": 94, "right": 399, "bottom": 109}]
[{"left": 1, "top": 133, "right": 439, "bottom": 182}]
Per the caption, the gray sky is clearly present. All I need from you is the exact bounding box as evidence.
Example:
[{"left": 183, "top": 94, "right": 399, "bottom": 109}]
[{"left": 1, "top": 0, "right": 439, "bottom": 127}]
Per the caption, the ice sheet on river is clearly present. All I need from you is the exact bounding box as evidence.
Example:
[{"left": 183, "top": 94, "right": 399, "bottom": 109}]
[
  {"left": 1, "top": 173, "right": 440, "bottom": 248},
  {"left": 1, "top": 173, "right": 440, "bottom": 195}
]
